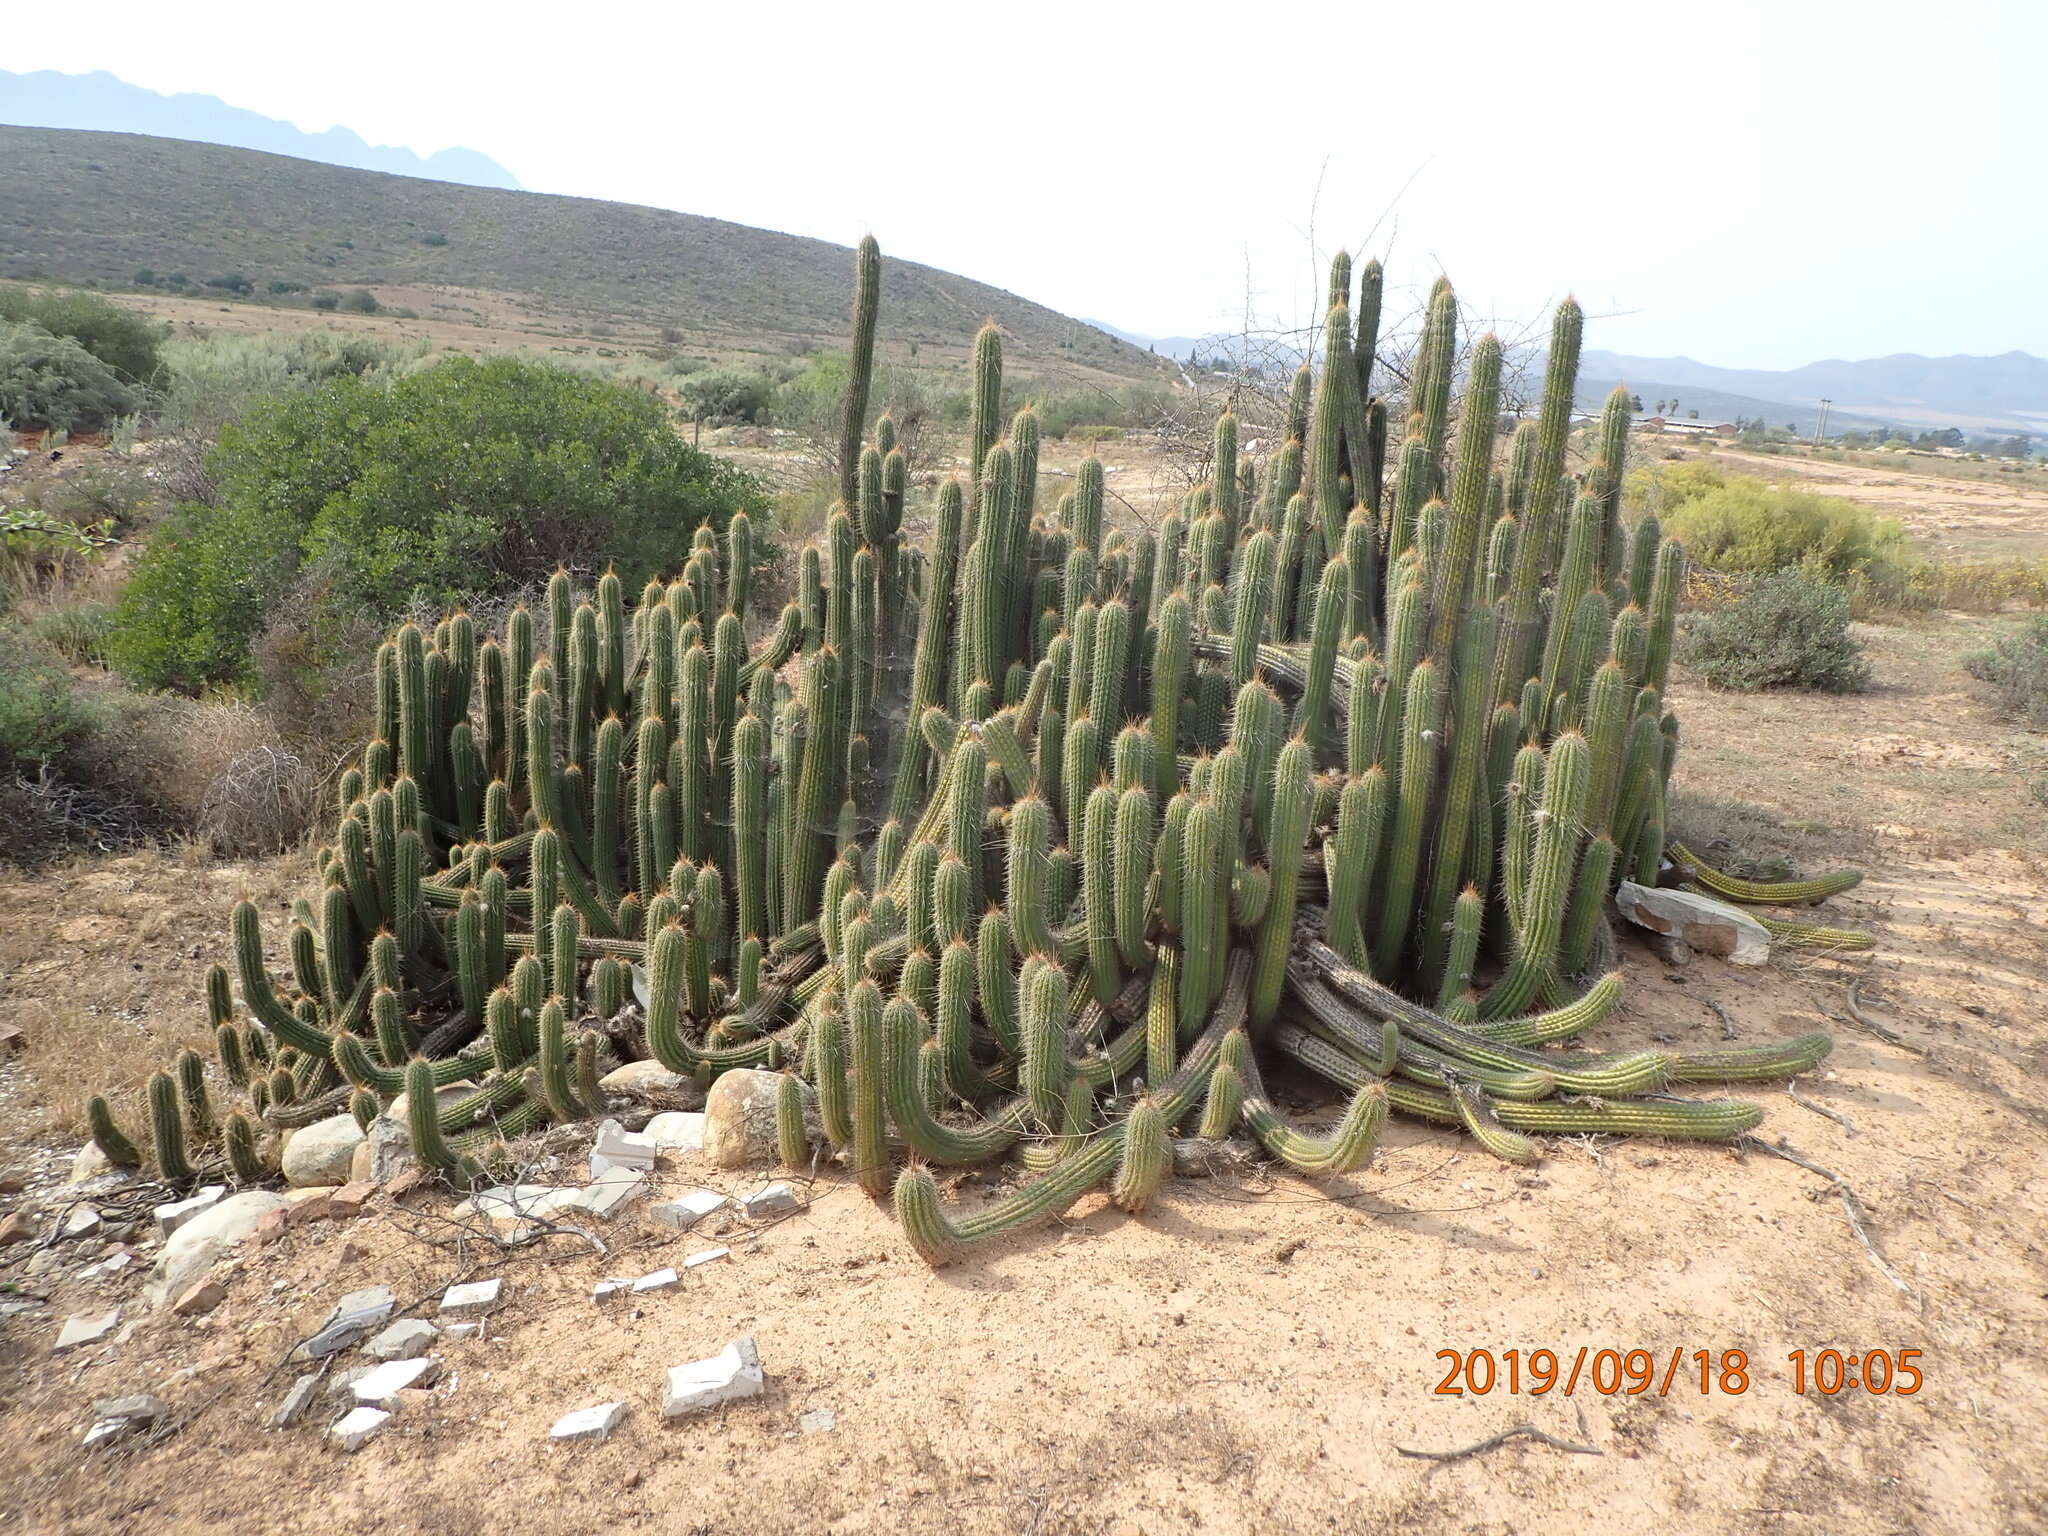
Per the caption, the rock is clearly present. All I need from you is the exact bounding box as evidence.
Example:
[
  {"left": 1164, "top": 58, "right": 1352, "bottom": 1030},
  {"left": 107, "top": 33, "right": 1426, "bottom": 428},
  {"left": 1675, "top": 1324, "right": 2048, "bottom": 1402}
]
[
  {"left": 644, "top": 1112, "right": 707, "bottom": 1152},
  {"left": 662, "top": 1337, "right": 763, "bottom": 1417},
  {"left": 364, "top": 1318, "right": 438, "bottom": 1361},
  {"left": 1647, "top": 932, "right": 1696, "bottom": 966},
  {"left": 83, "top": 1419, "right": 131, "bottom": 1451},
  {"left": 1613, "top": 881, "right": 1771, "bottom": 966},
  {"left": 68, "top": 1142, "right": 114, "bottom": 1184},
  {"left": 598, "top": 1059, "right": 703, "bottom": 1105},
  {"left": 61, "top": 1206, "right": 103, "bottom": 1241},
  {"left": 703, "top": 1069, "right": 792, "bottom": 1167},
  {"left": 444, "top": 1320, "right": 485, "bottom": 1341},
  {"left": 589, "top": 1119, "right": 658, "bottom": 1178},
  {"left": 575, "top": 1166, "right": 647, "bottom": 1220},
  {"left": 81, "top": 1251, "right": 133, "bottom": 1279},
  {"left": 282, "top": 1116, "right": 366, "bottom": 1188},
  {"left": 348, "top": 1117, "right": 416, "bottom": 1186},
  {"left": 172, "top": 1280, "right": 226, "bottom": 1318},
  {"left": 632, "top": 1268, "right": 678, "bottom": 1294},
  {"left": 437, "top": 1278, "right": 502, "bottom": 1318},
  {"left": 53, "top": 1310, "right": 120, "bottom": 1353},
  {"left": 649, "top": 1190, "right": 728, "bottom": 1231},
  {"left": 327, "top": 1366, "right": 375, "bottom": 1399},
  {"left": 301, "top": 1285, "right": 398, "bottom": 1358},
  {"left": 0, "top": 1211, "right": 31, "bottom": 1245},
  {"left": 270, "top": 1373, "right": 322, "bottom": 1429},
  {"left": 738, "top": 1181, "right": 802, "bottom": 1220},
  {"left": 151, "top": 1190, "right": 292, "bottom": 1307},
  {"left": 799, "top": 1408, "right": 837, "bottom": 1434},
  {"left": 350, "top": 1356, "right": 441, "bottom": 1407},
  {"left": 92, "top": 1393, "right": 169, "bottom": 1424},
  {"left": 331, "top": 1405, "right": 390, "bottom": 1452},
  {"left": 683, "top": 1246, "right": 730, "bottom": 1270},
  {"left": 550, "top": 1401, "right": 627, "bottom": 1444},
  {"left": 385, "top": 1081, "right": 477, "bottom": 1125},
  {"left": 155, "top": 1186, "right": 227, "bottom": 1239}
]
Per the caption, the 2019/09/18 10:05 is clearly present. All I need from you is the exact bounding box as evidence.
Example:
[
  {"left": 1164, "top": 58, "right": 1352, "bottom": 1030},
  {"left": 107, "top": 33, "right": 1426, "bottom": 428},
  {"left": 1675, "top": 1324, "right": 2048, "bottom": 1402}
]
[{"left": 1433, "top": 1349, "right": 1925, "bottom": 1397}]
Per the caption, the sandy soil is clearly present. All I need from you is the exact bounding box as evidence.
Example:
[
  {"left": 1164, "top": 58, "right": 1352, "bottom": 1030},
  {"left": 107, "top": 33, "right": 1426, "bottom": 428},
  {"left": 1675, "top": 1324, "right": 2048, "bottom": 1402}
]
[{"left": 1, "top": 610, "right": 2044, "bottom": 1535}]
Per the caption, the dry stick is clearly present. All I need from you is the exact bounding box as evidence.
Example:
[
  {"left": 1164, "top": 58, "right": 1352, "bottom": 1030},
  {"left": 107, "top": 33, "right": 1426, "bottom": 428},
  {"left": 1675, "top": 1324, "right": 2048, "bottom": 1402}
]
[
  {"left": 1787, "top": 1082, "right": 1857, "bottom": 1135},
  {"left": 1396, "top": 1423, "right": 1603, "bottom": 1463},
  {"left": 1741, "top": 1134, "right": 1911, "bottom": 1296}
]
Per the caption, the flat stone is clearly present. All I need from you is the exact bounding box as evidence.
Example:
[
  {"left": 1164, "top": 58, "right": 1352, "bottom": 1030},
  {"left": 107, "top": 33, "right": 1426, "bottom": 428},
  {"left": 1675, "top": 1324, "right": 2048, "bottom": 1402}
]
[
  {"left": 331, "top": 1405, "right": 390, "bottom": 1452},
  {"left": 649, "top": 1190, "right": 728, "bottom": 1231},
  {"left": 1613, "top": 881, "right": 1771, "bottom": 966},
  {"left": 574, "top": 1166, "right": 647, "bottom": 1220},
  {"left": 799, "top": 1408, "right": 837, "bottom": 1434},
  {"left": 93, "top": 1392, "right": 169, "bottom": 1424},
  {"left": 438, "top": 1278, "right": 502, "bottom": 1318},
  {"left": 172, "top": 1280, "right": 226, "bottom": 1318},
  {"left": 445, "top": 1320, "right": 484, "bottom": 1340},
  {"left": 281, "top": 1115, "right": 366, "bottom": 1189},
  {"left": 0, "top": 1211, "right": 30, "bottom": 1245},
  {"left": 703, "top": 1069, "right": 790, "bottom": 1168},
  {"left": 82, "top": 1252, "right": 135, "bottom": 1279},
  {"left": 683, "top": 1247, "right": 730, "bottom": 1269},
  {"left": 150, "top": 1190, "right": 292, "bottom": 1307},
  {"left": 364, "top": 1318, "right": 438, "bottom": 1361},
  {"left": 350, "top": 1356, "right": 441, "bottom": 1407},
  {"left": 738, "top": 1181, "right": 802, "bottom": 1220},
  {"left": 550, "top": 1401, "right": 627, "bottom": 1443},
  {"left": 661, "top": 1336, "right": 763, "bottom": 1417},
  {"left": 632, "top": 1268, "right": 678, "bottom": 1294},
  {"left": 327, "top": 1366, "right": 375, "bottom": 1399},
  {"left": 643, "top": 1112, "right": 707, "bottom": 1152},
  {"left": 53, "top": 1310, "right": 120, "bottom": 1353},
  {"left": 301, "top": 1285, "right": 397, "bottom": 1358},
  {"left": 270, "top": 1373, "right": 322, "bottom": 1428},
  {"left": 155, "top": 1186, "right": 227, "bottom": 1239},
  {"left": 61, "top": 1206, "right": 103, "bottom": 1240}
]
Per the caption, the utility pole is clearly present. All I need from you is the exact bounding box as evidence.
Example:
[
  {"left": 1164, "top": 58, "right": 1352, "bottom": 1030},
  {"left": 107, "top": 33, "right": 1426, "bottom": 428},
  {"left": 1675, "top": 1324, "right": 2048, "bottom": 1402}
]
[{"left": 1812, "top": 398, "right": 1832, "bottom": 445}]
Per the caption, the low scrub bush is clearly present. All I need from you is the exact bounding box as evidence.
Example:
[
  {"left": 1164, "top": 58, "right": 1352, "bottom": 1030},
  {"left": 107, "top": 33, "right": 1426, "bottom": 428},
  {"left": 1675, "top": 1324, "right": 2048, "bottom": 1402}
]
[
  {"left": 0, "top": 285, "right": 166, "bottom": 384},
  {"left": 0, "top": 636, "right": 101, "bottom": 769},
  {"left": 1962, "top": 616, "right": 2048, "bottom": 728},
  {"left": 1678, "top": 568, "right": 1871, "bottom": 692},
  {"left": 1631, "top": 460, "right": 1906, "bottom": 579},
  {"left": 0, "top": 319, "right": 138, "bottom": 434}
]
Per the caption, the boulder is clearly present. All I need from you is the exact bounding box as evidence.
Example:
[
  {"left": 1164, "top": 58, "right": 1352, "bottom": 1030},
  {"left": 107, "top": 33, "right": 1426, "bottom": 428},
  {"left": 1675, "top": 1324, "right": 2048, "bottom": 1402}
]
[
  {"left": 149, "top": 1191, "right": 292, "bottom": 1306},
  {"left": 281, "top": 1116, "right": 365, "bottom": 1188},
  {"left": 597, "top": 1060, "right": 702, "bottom": 1105},
  {"left": 704, "top": 1069, "right": 794, "bottom": 1168},
  {"left": 1613, "top": 881, "right": 1771, "bottom": 966}
]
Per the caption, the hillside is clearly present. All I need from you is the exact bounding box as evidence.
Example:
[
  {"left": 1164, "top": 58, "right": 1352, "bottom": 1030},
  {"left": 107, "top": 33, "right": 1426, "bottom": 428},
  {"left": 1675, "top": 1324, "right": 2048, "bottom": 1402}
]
[
  {"left": 0, "top": 127, "right": 1162, "bottom": 378},
  {"left": 1582, "top": 347, "right": 2046, "bottom": 433},
  {"left": 0, "top": 68, "right": 521, "bottom": 190}
]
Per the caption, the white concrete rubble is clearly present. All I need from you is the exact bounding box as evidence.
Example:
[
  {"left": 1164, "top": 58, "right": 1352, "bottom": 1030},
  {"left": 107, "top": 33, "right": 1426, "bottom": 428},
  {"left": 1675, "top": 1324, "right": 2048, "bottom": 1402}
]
[
  {"left": 550, "top": 1401, "right": 627, "bottom": 1443},
  {"left": 683, "top": 1247, "right": 730, "bottom": 1269},
  {"left": 438, "top": 1278, "right": 503, "bottom": 1318},
  {"left": 632, "top": 1268, "right": 678, "bottom": 1294},
  {"left": 350, "top": 1356, "right": 441, "bottom": 1407},
  {"left": 363, "top": 1318, "right": 439, "bottom": 1361},
  {"left": 331, "top": 1405, "right": 390, "bottom": 1451},
  {"left": 649, "top": 1189, "right": 727, "bottom": 1230},
  {"left": 53, "top": 1310, "right": 120, "bottom": 1353},
  {"left": 661, "top": 1337, "right": 764, "bottom": 1418},
  {"left": 301, "top": 1285, "right": 397, "bottom": 1358},
  {"left": 738, "top": 1182, "right": 802, "bottom": 1219}
]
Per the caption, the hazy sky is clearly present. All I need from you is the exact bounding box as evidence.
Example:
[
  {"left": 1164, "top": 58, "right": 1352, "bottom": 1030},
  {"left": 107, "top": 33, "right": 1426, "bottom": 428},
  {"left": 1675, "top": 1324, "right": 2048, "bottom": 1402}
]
[{"left": 13, "top": 0, "right": 2043, "bottom": 368}]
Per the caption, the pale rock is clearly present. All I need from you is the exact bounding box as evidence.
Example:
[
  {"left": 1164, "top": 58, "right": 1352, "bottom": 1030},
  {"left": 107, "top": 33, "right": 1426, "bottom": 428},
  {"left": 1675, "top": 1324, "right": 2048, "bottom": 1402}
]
[
  {"left": 270, "top": 1373, "right": 322, "bottom": 1428},
  {"left": 550, "top": 1401, "right": 627, "bottom": 1443},
  {"left": 643, "top": 1112, "right": 706, "bottom": 1152},
  {"left": 683, "top": 1246, "right": 729, "bottom": 1269},
  {"left": 632, "top": 1268, "right": 678, "bottom": 1294},
  {"left": 331, "top": 1405, "right": 390, "bottom": 1451},
  {"left": 61, "top": 1206, "right": 103, "bottom": 1240},
  {"left": 282, "top": 1116, "right": 366, "bottom": 1188},
  {"left": 155, "top": 1186, "right": 227, "bottom": 1239},
  {"left": 589, "top": 1118, "right": 657, "bottom": 1178},
  {"left": 799, "top": 1408, "right": 837, "bottom": 1434},
  {"left": 152, "top": 1191, "right": 291, "bottom": 1309},
  {"left": 53, "top": 1310, "right": 120, "bottom": 1353},
  {"left": 661, "top": 1336, "right": 763, "bottom": 1417},
  {"left": 350, "top": 1356, "right": 441, "bottom": 1407},
  {"left": 592, "top": 1278, "right": 632, "bottom": 1303},
  {"left": 68, "top": 1142, "right": 114, "bottom": 1184},
  {"left": 92, "top": 1393, "right": 169, "bottom": 1424},
  {"left": 384, "top": 1081, "right": 477, "bottom": 1125},
  {"left": 364, "top": 1318, "right": 438, "bottom": 1361},
  {"left": 738, "top": 1181, "right": 802, "bottom": 1220},
  {"left": 445, "top": 1320, "right": 485, "bottom": 1340},
  {"left": 438, "top": 1278, "right": 502, "bottom": 1318},
  {"left": 703, "top": 1069, "right": 792, "bottom": 1168},
  {"left": 649, "top": 1189, "right": 727, "bottom": 1231},
  {"left": 172, "top": 1279, "right": 226, "bottom": 1317},
  {"left": 83, "top": 1419, "right": 131, "bottom": 1451},
  {"left": 452, "top": 1184, "right": 586, "bottom": 1224},
  {"left": 597, "top": 1059, "right": 702, "bottom": 1105},
  {"left": 1613, "top": 881, "right": 1771, "bottom": 966},
  {"left": 348, "top": 1117, "right": 416, "bottom": 1186}
]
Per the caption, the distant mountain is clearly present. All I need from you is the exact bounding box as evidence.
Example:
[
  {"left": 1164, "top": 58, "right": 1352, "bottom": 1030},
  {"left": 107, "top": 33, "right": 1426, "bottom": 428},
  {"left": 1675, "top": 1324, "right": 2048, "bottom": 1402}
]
[
  {"left": 1573, "top": 375, "right": 1890, "bottom": 438},
  {"left": 1581, "top": 348, "right": 2046, "bottom": 433},
  {"left": 0, "top": 68, "right": 521, "bottom": 190}
]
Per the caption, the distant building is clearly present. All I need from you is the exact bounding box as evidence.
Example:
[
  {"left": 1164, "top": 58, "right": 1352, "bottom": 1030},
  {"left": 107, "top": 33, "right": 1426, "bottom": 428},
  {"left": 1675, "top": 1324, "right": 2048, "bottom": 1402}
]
[{"left": 1633, "top": 415, "right": 1735, "bottom": 438}]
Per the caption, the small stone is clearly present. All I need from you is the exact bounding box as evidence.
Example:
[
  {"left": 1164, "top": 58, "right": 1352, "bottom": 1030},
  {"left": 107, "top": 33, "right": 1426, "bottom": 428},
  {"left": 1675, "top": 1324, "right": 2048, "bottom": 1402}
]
[
  {"left": 83, "top": 1419, "right": 131, "bottom": 1451},
  {"left": 799, "top": 1408, "right": 837, "bottom": 1434},
  {"left": 632, "top": 1268, "right": 678, "bottom": 1294},
  {"left": 331, "top": 1405, "right": 390, "bottom": 1451},
  {"left": 550, "top": 1401, "right": 627, "bottom": 1443},
  {"left": 1613, "top": 882, "right": 1771, "bottom": 966},
  {"left": 281, "top": 1115, "right": 367, "bottom": 1188},
  {"left": 0, "top": 1211, "right": 30, "bottom": 1245},
  {"left": 452, "top": 1184, "right": 587, "bottom": 1224},
  {"left": 703, "top": 1069, "right": 793, "bottom": 1167},
  {"left": 350, "top": 1356, "right": 441, "bottom": 1407},
  {"left": 172, "top": 1280, "right": 226, "bottom": 1318},
  {"left": 683, "top": 1246, "right": 730, "bottom": 1269},
  {"left": 575, "top": 1166, "right": 647, "bottom": 1220},
  {"left": 270, "top": 1373, "right": 321, "bottom": 1428},
  {"left": 92, "top": 1393, "right": 170, "bottom": 1424},
  {"left": 364, "top": 1318, "right": 439, "bottom": 1361},
  {"left": 53, "top": 1310, "right": 120, "bottom": 1353},
  {"left": 327, "top": 1366, "right": 375, "bottom": 1398},
  {"left": 649, "top": 1190, "right": 728, "bottom": 1231},
  {"left": 444, "top": 1320, "right": 484, "bottom": 1341},
  {"left": 592, "top": 1278, "right": 632, "bottom": 1303},
  {"left": 738, "top": 1181, "right": 802, "bottom": 1220},
  {"left": 61, "top": 1206, "right": 103, "bottom": 1241},
  {"left": 643, "top": 1112, "right": 707, "bottom": 1152},
  {"left": 155, "top": 1186, "right": 227, "bottom": 1239},
  {"left": 661, "top": 1336, "right": 764, "bottom": 1417},
  {"left": 301, "top": 1285, "right": 397, "bottom": 1358},
  {"left": 438, "top": 1278, "right": 503, "bottom": 1318}
]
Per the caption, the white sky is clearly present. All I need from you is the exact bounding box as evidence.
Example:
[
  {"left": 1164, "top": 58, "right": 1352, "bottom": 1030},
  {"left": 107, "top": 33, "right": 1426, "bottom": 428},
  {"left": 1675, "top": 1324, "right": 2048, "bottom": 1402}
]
[{"left": 12, "top": 0, "right": 2043, "bottom": 368}]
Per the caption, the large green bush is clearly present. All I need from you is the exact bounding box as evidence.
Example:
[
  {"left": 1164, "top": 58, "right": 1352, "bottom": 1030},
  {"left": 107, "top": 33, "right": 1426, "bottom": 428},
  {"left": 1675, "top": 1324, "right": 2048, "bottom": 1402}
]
[
  {"left": 0, "top": 320, "right": 138, "bottom": 434},
  {"left": 1962, "top": 616, "right": 2048, "bottom": 728},
  {"left": 1632, "top": 460, "right": 1906, "bottom": 579},
  {"left": 110, "top": 355, "right": 767, "bottom": 692},
  {"left": 0, "top": 285, "right": 167, "bottom": 385},
  {"left": 1678, "top": 568, "right": 1871, "bottom": 693}
]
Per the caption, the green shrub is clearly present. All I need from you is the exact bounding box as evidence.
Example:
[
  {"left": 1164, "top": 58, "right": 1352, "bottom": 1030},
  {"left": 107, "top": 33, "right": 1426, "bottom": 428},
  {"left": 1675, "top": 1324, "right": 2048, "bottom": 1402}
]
[
  {"left": 0, "top": 636, "right": 101, "bottom": 768},
  {"left": 0, "top": 284, "right": 166, "bottom": 384},
  {"left": 310, "top": 292, "right": 341, "bottom": 312},
  {"left": 338, "top": 288, "right": 381, "bottom": 314},
  {"left": 0, "top": 319, "right": 138, "bottom": 434},
  {"left": 111, "top": 355, "right": 768, "bottom": 692},
  {"left": 682, "top": 366, "right": 777, "bottom": 424},
  {"left": 1631, "top": 461, "right": 1906, "bottom": 579},
  {"left": 1962, "top": 616, "right": 2048, "bottom": 728},
  {"left": 1678, "top": 569, "right": 1871, "bottom": 693}
]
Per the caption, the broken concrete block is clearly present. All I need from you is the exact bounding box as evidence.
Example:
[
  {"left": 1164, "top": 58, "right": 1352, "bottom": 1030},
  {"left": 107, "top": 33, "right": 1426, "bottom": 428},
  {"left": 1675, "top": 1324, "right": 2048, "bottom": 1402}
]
[
  {"left": 282, "top": 1115, "right": 366, "bottom": 1188},
  {"left": 444, "top": 1320, "right": 484, "bottom": 1341},
  {"left": 799, "top": 1408, "right": 837, "bottom": 1434},
  {"left": 331, "top": 1405, "right": 390, "bottom": 1451},
  {"left": 683, "top": 1247, "right": 730, "bottom": 1270},
  {"left": 632, "top": 1268, "right": 678, "bottom": 1294},
  {"left": 738, "top": 1181, "right": 802, "bottom": 1220},
  {"left": 592, "top": 1278, "right": 632, "bottom": 1303},
  {"left": 154, "top": 1185, "right": 227, "bottom": 1239},
  {"left": 452, "top": 1184, "right": 586, "bottom": 1224},
  {"left": 83, "top": 1419, "right": 132, "bottom": 1451},
  {"left": 1613, "top": 881, "right": 1771, "bottom": 966},
  {"left": 301, "top": 1285, "right": 398, "bottom": 1358},
  {"left": 661, "top": 1337, "right": 763, "bottom": 1417},
  {"left": 575, "top": 1166, "right": 647, "bottom": 1220},
  {"left": 171, "top": 1279, "right": 226, "bottom": 1318},
  {"left": 53, "top": 1309, "right": 120, "bottom": 1354},
  {"left": 591, "top": 1119, "right": 658, "bottom": 1175},
  {"left": 437, "top": 1278, "right": 503, "bottom": 1318},
  {"left": 350, "top": 1356, "right": 441, "bottom": 1407},
  {"left": 643, "top": 1111, "right": 707, "bottom": 1152},
  {"left": 270, "top": 1373, "right": 322, "bottom": 1428},
  {"left": 550, "top": 1401, "right": 627, "bottom": 1443},
  {"left": 649, "top": 1189, "right": 727, "bottom": 1231},
  {"left": 363, "top": 1318, "right": 438, "bottom": 1361}
]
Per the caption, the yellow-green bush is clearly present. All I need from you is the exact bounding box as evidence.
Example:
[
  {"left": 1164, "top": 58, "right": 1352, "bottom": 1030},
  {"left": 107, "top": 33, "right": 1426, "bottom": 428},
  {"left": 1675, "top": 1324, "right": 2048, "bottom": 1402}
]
[{"left": 1629, "top": 461, "right": 1907, "bottom": 579}]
